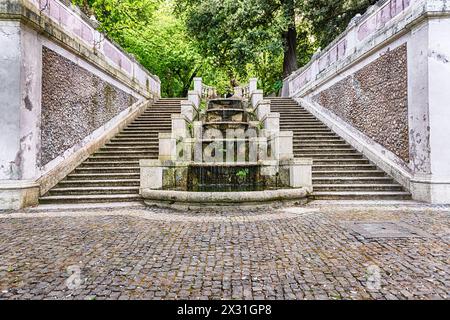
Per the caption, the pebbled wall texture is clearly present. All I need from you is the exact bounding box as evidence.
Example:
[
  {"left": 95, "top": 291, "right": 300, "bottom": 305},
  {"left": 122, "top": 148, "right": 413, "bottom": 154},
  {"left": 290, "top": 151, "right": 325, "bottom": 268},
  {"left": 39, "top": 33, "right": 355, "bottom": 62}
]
[
  {"left": 313, "top": 44, "right": 409, "bottom": 163},
  {"left": 40, "top": 47, "right": 137, "bottom": 166}
]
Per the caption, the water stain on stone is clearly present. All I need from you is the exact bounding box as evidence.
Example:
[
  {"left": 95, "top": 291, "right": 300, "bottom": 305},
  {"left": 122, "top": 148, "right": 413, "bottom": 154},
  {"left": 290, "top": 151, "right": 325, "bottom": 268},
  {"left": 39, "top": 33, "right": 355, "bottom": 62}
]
[
  {"left": 24, "top": 96, "right": 33, "bottom": 111},
  {"left": 429, "top": 51, "right": 449, "bottom": 64}
]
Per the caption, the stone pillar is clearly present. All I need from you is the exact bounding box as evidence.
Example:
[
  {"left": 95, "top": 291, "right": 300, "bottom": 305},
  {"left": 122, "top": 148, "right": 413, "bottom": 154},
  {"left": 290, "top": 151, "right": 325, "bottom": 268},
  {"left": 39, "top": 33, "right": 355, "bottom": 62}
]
[
  {"left": 256, "top": 100, "right": 271, "bottom": 120},
  {"left": 408, "top": 16, "right": 450, "bottom": 203},
  {"left": 288, "top": 158, "right": 313, "bottom": 192},
  {"left": 281, "top": 78, "right": 290, "bottom": 97},
  {"left": 171, "top": 114, "right": 187, "bottom": 139},
  {"left": 159, "top": 133, "right": 177, "bottom": 162},
  {"left": 181, "top": 101, "right": 195, "bottom": 122},
  {"left": 249, "top": 78, "right": 258, "bottom": 94},
  {"left": 193, "top": 77, "right": 202, "bottom": 96},
  {"left": 264, "top": 113, "right": 280, "bottom": 133},
  {"left": 251, "top": 89, "right": 264, "bottom": 108},
  {"left": 140, "top": 160, "right": 163, "bottom": 191},
  {"left": 188, "top": 90, "right": 200, "bottom": 109},
  {"left": 277, "top": 131, "right": 294, "bottom": 161},
  {"left": 193, "top": 121, "right": 203, "bottom": 163},
  {"left": 0, "top": 21, "right": 41, "bottom": 209}
]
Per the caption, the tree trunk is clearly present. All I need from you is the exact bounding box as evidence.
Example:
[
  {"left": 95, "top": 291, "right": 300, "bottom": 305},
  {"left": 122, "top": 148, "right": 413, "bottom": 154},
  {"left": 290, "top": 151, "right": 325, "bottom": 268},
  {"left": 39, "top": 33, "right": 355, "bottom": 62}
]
[
  {"left": 282, "top": 0, "right": 298, "bottom": 78},
  {"left": 181, "top": 66, "right": 201, "bottom": 97},
  {"left": 282, "top": 26, "right": 298, "bottom": 78}
]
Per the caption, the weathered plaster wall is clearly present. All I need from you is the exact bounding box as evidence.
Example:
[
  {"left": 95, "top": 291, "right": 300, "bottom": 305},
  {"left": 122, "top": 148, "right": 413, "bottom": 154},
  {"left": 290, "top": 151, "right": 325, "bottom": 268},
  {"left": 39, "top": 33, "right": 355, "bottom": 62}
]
[
  {"left": 0, "top": 20, "right": 21, "bottom": 180},
  {"left": 40, "top": 47, "right": 137, "bottom": 165},
  {"left": 313, "top": 44, "right": 409, "bottom": 162}
]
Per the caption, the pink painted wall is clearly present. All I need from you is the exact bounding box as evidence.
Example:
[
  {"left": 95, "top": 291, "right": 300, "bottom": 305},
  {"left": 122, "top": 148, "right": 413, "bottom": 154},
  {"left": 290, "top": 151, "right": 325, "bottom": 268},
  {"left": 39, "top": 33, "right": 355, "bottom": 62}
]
[{"left": 289, "top": 0, "right": 413, "bottom": 96}]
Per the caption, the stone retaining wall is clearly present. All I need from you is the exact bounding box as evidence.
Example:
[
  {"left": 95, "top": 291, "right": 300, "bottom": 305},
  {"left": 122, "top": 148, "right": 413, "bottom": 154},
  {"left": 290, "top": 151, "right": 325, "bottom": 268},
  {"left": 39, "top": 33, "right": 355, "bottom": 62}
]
[
  {"left": 313, "top": 44, "right": 409, "bottom": 162},
  {"left": 40, "top": 47, "right": 137, "bottom": 166}
]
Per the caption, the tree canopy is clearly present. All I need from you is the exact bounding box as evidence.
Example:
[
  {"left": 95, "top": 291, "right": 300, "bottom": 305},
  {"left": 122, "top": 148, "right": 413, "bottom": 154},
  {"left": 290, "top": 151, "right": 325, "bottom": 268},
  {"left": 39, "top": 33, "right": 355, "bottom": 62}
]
[{"left": 72, "top": 0, "right": 376, "bottom": 97}]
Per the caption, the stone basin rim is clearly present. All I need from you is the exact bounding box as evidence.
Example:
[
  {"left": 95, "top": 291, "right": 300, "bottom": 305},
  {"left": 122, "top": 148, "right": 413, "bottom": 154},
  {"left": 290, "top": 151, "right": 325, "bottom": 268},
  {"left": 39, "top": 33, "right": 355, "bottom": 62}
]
[{"left": 141, "top": 188, "right": 308, "bottom": 205}]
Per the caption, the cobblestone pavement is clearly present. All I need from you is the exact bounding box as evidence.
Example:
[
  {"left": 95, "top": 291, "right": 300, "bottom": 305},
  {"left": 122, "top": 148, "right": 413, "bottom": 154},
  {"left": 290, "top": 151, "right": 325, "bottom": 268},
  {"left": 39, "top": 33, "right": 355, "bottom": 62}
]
[{"left": 0, "top": 204, "right": 449, "bottom": 300}]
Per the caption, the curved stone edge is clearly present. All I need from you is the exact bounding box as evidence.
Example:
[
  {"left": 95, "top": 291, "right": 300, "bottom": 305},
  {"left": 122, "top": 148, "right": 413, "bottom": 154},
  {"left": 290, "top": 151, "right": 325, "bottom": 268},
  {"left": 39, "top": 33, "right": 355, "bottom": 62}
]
[{"left": 141, "top": 188, "right": 309, "bottom": 210}]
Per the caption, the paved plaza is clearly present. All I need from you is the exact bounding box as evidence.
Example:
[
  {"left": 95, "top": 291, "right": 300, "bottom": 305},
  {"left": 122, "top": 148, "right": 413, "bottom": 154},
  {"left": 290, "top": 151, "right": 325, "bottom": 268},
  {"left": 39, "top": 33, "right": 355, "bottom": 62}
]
[{"left": 0, "top": 202, "right": 449, "bottom": 300}]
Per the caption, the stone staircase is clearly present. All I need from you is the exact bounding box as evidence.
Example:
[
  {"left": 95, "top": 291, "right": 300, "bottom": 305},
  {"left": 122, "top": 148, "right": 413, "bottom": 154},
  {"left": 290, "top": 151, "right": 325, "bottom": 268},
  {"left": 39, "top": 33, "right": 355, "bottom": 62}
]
[
  {"left": 268, "top": 97, "right": 411, "bottom": 200},
  {"left": 39, "top": 98, "right": 182, "bottom": 204}
]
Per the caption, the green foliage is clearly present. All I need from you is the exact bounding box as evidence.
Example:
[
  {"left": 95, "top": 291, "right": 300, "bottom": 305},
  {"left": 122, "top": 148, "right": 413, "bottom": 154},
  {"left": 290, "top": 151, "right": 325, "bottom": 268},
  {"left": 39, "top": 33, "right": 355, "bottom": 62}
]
[
  {"left": 72, "top": 0, "right": 374, "bottom": 96},
  {"left": 73, "top": 0, "right": 202, "bottom": 97},
  {"left": 299, "top": 0, "right": 377, "bottom": 49},
  {"left": 176, "top": 0, "right": 288, "bottom": 95},
  {"left": 236, "top": 168, "right": 249, "bottom": 179}
]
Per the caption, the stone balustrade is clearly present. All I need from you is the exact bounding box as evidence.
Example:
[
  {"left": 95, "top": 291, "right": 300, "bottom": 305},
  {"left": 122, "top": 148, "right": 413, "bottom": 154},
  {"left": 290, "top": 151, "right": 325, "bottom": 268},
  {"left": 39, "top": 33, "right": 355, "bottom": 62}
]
[{"left": 193, "top": 77, "right": 217, "bottom": 100}]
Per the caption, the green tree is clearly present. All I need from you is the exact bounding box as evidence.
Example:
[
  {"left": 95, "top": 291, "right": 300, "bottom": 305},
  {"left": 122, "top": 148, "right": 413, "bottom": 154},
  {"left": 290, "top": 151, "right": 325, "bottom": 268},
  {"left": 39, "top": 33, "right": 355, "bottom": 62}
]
[
  {"left": 73, "top": 0, "right": 203, "bottom": 97},
  {"left": 300, "top": 0, "right": 377, "bottom": 49},
  {"left": 177, "top": 0, "right": 299, "bottom": 80}
]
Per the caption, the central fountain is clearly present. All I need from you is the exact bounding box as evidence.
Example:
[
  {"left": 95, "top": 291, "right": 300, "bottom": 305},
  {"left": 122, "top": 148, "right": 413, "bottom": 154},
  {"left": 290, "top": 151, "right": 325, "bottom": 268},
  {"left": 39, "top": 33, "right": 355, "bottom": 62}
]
[{"left": 140, "top": 78, "right": 312, "bottom": 210}]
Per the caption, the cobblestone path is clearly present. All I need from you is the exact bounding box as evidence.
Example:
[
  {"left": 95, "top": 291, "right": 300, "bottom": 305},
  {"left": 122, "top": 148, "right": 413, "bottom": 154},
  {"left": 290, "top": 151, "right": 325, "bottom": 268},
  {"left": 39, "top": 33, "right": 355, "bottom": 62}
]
[{"left": 0, "top": 205, "right": 449, "bottom": 300}]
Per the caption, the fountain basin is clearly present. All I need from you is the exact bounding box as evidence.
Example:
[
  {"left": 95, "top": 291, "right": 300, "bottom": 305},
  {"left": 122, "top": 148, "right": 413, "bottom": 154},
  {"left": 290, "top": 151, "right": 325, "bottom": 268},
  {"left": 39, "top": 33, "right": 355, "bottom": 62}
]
[
  {"left": 141, "top": 188, "right": 308, "bottom": 210},
  {"left": 207, "top": 98, "right": 244, "bottom": 110},
  {"left": 206, "top": 109, "right": 247, "bottom": 123}
]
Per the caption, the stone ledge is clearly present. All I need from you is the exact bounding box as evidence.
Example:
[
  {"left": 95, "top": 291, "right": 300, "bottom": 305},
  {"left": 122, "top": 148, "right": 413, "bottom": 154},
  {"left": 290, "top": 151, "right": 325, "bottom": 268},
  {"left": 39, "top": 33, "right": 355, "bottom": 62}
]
[{"left": 0, "top": 180, "right": 40, "bottom": 210}]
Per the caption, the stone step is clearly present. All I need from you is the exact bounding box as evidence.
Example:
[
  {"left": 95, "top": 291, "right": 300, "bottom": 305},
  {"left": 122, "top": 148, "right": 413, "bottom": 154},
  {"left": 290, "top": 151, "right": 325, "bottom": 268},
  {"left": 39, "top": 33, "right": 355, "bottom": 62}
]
[
  {"left": 142, "top": 109, "right": 178, "bottom": 113},
  {"left": 115, "top": 133, "right": 160, "bottom": 137},
  {"left": 290, "top": 129, "right": 333, "bottom": 133},
  {"left": 277, "top": 113, "right": 312, "bottom": 117},
  {"left": 311, "top": 158, "right": 371, "bottom": 165},
  {"left": 108, "top": 139, "right": 158, "bottom": 144},
  {"left": 144, "top": 112, "right": 178, "bottom": 115},
  {"left": 271, "top": 108, "right": 305, "bottom": 111},
  {"left": 135, "top": 119, "right": 174, "bottom": 123},
  {"left": 280, "top": 118, "right": 320, "bottom": 122},
  {"left": 294, "top": 153, "right": 364, "bottom": 159},
  {"left": 136, "top": 115, "right": 175, "bottom": 119},
  {"left": 66, "top": 173, "right": 140, "bottom": 180},
  {"left": 282, "top": 125, "right": 329, "bottom": 129},
  {"left": 95, "top": 150, "right": 158, "bottom": 156},
  {"left": 312, "top": 170, "right": 386, "bottom": 177},
  {"left": 131, "top": 119, "right": 173, "bottom": 122},
  {"left": 88, "top": 155, "right": 156, "bottom": 161},
  {"left": 294, "top": 142, "right": 347, "bottom": 147},
  {"left": 294, "top": 144, "right": 351, "bottom": 149},
  {"left": 125, "top": 126, "right": 172, "bottom": 130},
  {"left": 75, "top": 167, "right": 140, "bottom": 173},
  {"left": 39, "top": 194, "right": 142, "bottom": 204},
  {"left": 100, "top": 146, "right": 158, "bottom": 152},
  {"left": 141, "top": 108, "right": 180, "bottom": 111},
  {"left": 106, "top": 140, "right": 158, "bottom": 145},
  {"left": 313, "top": 184, "right": 404, "bottom": 192},
  {"left": 47, "top": 186, "right": 140, "bottom": 196},
  {"left": 313, "top": 177, "right": 394, "bottom": 184},
  {"left": 311, "top": 191, "right": 411, "bottom": 200},
  {"left": 313, "top": 164, "right": 377, "bottom": 170},
  {"left": 81, "top": 161, "right": 139, "bottom": 167},
  {"left": 294, "top": 135, "right": 341, "bottom": 140},
  {"left": 294, "top": 149, "right": 359, "bottom": 155},
  {"left": 59, "top": 179, "right": 140, "bottom": 187}
]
